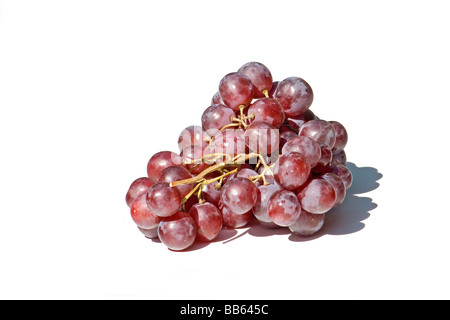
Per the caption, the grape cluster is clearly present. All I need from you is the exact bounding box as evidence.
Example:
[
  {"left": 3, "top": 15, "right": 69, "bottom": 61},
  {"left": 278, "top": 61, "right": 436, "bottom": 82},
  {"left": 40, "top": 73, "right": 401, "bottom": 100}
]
[{"left": 126, "top": 62, "right": 352, "bottom": 251}]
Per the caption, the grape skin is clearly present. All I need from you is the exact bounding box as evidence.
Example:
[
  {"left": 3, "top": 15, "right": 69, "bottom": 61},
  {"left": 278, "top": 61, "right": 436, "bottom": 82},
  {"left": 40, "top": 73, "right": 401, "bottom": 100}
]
[
  {"left": 273, "top": 152, "right": 311, "bottom": 191},
  {"left": 146, "top": 183, "right": 182, "bottom": 217},
  {"left": 329, "top": 121, "right": 348, "bottom": 154},
  {"left": 321, "top": 173, "right": 346, "bottom": 207},
  {"left": 289, "top": 210, "right": 325, "bottom": 237},
  {"left": 201, "top": 104, "right": 235, "bottom": 136},
  {"left": 238, "top": 61, "right": 273, "bottom": 98},
  {"left": 244, "top": 121, "right": 280, "bottom": 156},
  {"left": 218, "top": 72, "right": 254, "bottom": 111},
  {"left": 147, "top": 151, "right": 182, "bottom": 183},
  {"left": 297, "top": 179, "right": 336, "bottom": 214},
  {"left": 253, "top": 183, "right": 282, "bottom": 224},
  {"left": 189, "top": 202, "right": 223, "bottom": 242},
  {"left": 299, "top": 120, "right": 336, "bottom": 149},
  {"left": 282, "top": 136, "right": 321, "bottom": 168},
  {"left": 177, "top": 125, "right": 208, "bottom": 152},
  {"left": 247, "top": 98, "right": 285, "bottom": 128},
  {"left": 274, "top": 77, "right": 314, "bottom": 117},
  {"left": 219, "top": 201, "right": 253, "bottom": 229},
  {"left": 157, "top": 165, "right": 194, "bottom": 198},
  {"left": 130, "top": 193, "right": 162, "bottom": 229}
]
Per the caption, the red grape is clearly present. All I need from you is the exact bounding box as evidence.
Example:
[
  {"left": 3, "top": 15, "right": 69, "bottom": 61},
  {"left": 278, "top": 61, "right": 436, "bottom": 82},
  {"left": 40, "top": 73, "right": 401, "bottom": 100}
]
[
  {"left": 279, "top": 130, "right": 298, "bottom": 152},
  {"left": 328, "top": 164, "right": 353, "bottom": 189},
  {"left": 146, "top": 183, "right": 182, "bottom": 217},
  {"left": 244, "top": 121, "right": 280, "bottom": 156},
  {"left": 220, "top": 177, "right": 258, "bottom": 214},
  {"left": 137, "top": 226, "right": 159, "bottom": 239},
  {"left": 329, "top": 121, "right": 348, "bottom": 153},
  {"left": 237, "top": 62, "right": 273, "bottom": 98},
  {"left": 201, "top": 104, "right": 235, "bottom": 136},
  {"left": 130, "top": 193, "right": 162, "bottom": 229},
  {"left": 268, "top": 81, "right": 278, "bottom": 98},
  {"left": 180, "top": 145, "right": 210, "bottom": 175},
  {"left": 268, "top": 189, "right": 302, "bottom": 227},
  {"left": 274, "top": 77, "right": 314, "bottom": 117},
  {"left": 147, "top": 151, "right": 182, "bottom": 183},
  {"left": 126, "top": 177, "right": 153, "bottom": 207},
  {"left": 299, "top": 120, "right": 336, "bottom": 149},
  {"left": 208, "top": 129, "right": 247, "bottom": 161},
  {"left": 219, "top": 72, "right": 254, "bottom": 111},
  {"left": 297, "top": 179, "right": 336, "bottom": 214},
  {"left": 158, "top": 211, "right": 197, "bottom": 251},
  {"left": 189, "top": 202, "right": 223, "bottom": 242},
  {"left": 289, "top": 210, "right": 325, "bottom": 236},
  {"left": 273, "top": 152, "right": 310, "bottom": 191},
  {"left": 311, "top": 145, "right": 332, "bottom": 174},
  {"left": 286, "top": 109, "right": 317, "bottom": 131},
  {"left": 247, "top": 98, "right": 285, "bottom": 128},
  {"left": 219, "top": 201, "right": 253, "bottom": 228},
  {"left": 201, "top": 181, "right": 222, "bottom": 208},
  {"left": 211, "top": 91, "right": 224, "bottom": 105},
  {"left": 321, "top": 173, "right": 346, "bottom": 207},
  {"left": 177, "top": 125, "right": 208, "bottom": 151},
  {"left": 253, "top": 183, "right": 282, "bottom": 224},
  {"left": 281, "top": 136, "right": 321, "bottom": 167},
  {"left": 157, "top": 165, "right": 193, "bottom": 198},
  {"left": 331, "top": 150, "right": 347, "bottom": 166}
]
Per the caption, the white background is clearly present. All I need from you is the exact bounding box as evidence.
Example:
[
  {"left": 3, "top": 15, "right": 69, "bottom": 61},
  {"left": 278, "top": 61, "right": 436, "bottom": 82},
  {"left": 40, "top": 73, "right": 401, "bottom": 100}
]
[{"left": 1, "top": 0, "right": 449, "bottom": 300}]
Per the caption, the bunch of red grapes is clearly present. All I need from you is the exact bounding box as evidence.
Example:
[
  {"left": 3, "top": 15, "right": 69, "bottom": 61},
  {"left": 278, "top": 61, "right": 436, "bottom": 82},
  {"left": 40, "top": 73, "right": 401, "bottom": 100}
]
[{"left": 126, "top": 62, "right": 352, "bottom": 251}]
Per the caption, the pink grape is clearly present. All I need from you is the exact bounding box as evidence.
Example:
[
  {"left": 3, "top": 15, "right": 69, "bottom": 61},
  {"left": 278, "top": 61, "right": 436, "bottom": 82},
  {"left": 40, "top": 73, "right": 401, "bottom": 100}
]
[
  {"left": 253, "top": 183, "right": 282, "bottom": 223},
  {"left": 281, "top": 136, "right": 321, "bottom": 167},
  {"left": 157, "top": 165, "right": 193, "bottom": 198},
  {"left": 219, "top": 201, "right": 253, "bottom": 228},
  {"left": 247, "top": 98, "right": 285, "bottom": 128},
  {"left": 238, "top": 62, "right": 273, "bottom": 98},
  {"left": 147, "top": 151, "right": 182, "bottom": 183},
  {"left": 188, "top": 202, "right": 223, "bottom": 242},
  {"left": 297, "top": 179, "right": 336, "bottom": 214},
  {"left": 274, "top": 77, "right": 314, "bottom": 117},
  {"left": 268, "top": 189, "right": 302, "bottom": 227},
  {"left": 279, "top": 130, "right": 298, "bottom": 152},
  {"left": 299, "top": 120, "right": 336, "bottom": 149},
  {"left": 321, "top": 173, "right": 346, "bottom": 207},
  {"left": 268, "top": 81, "right": 278, "bottom": 98},
  {"left": 157, "top": 211, "right": 197, "bottom": 251},
  {"left": 130, "top": 193, "right": 162, "bottom": 229},
  {"left": 244, "top": 121, "right": 280, "bottom": 156},
  {"left": 177, "top": 125, "right": 208, "bottom": 151},
  {"left": 146, "top": 183, "right": 182, "bottom": 217},
  {"left": 208, "top": 129, "right": 247, "bottom": 161},
  {"left": 201, "top": 104, "right": 235, "bottom": 136},
  {"left": 273, "top": 152, "right": 311, "bottom": 191},
  {"left": 328, "top": 164, "right": 353, "bottom": 189},
  {"left": 201, "top": 181, "right": 222, "bottom": 208},
  {"left": 289, "top": 210, "right": 325, "bottom": 236},
  {"left": 329, "top": 121, "right": 348, "bottom": 153},
  {"left": 211, "top": 91, "right": 224, "bottom": 105},
  {"left": 220, "top": 177, "right": 258, "bottom": 214},
  {"left": 126, "top": 177, "right": 153, "bottom": 207},
  {"left": 219, "top": 72, "right": 254, "bottom": 111},
  {"left": 286, "top": 109, "right": 317, "bottom": 131}
]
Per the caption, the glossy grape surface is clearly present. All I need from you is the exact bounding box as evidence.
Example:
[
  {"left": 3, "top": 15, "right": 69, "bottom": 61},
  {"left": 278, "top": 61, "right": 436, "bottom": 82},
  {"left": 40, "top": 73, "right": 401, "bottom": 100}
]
[
  {"left": 274, "top": 77, "right": 314, "bottom": 117},
  {"left": 147, "top": 151, "right": 182, "bottom": 182},
  {"left": 189, "top": 202, "right": 223, "bottom": 242},
  {"left": 201, "top": 104, "right": 235, "bottom": 136},
  {"left": 244, "top": 121, "right": 280, "bottom": 156},
  {"left": 219, "top": 72, "right": 254, "bottom": 111},
  {"left": 238, "top": 61, "right": 273, "bottom": 98},
  {"left": 157, "top": 211, "right": 197, "bottom": 251},
  {"left": 146, "top": 183, "right": 182, "bottom": 217},
  {"left": 268, "top": 189, "right": 302, "bottom": 227},
  {"left": 297, "top": 179, "right": 336, "bottom": 214},
  {"left": 126, "top": 177, "right": 153, "bottom": 207},
  {"left": 273, "top": 152, "right": 311, "bottom": 190},
  {"left": 220, "top": 177, "right": 258, "bottom": 214},
  {"left": 130, "top": 193, "right": 162, "bottom": 229},
  {"left": 289, "top": 210, "right": 325, "bottom": 236},
  {"left": 247, "top": 98, "right": 285, "bottom": 128}
]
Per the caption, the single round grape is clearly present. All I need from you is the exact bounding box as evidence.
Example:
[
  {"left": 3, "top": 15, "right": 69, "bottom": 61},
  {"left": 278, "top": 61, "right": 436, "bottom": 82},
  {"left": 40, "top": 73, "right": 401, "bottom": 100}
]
[
  {"left": 157, "top": 211, "right": 197, "bottom": 251},
  {"left": 274, "top": 77, "right": 314, "bottom": 117},
  {"left": 130, "top": 193, "right": 162, "bottom": 229},
  {"left": 289, "top": 210, "right": 325, "bottom": 237},
  {"left": 311, "top": 145, "right": 332, "bottom": 174},
  {"left": 208, "top": 129, "right": 247, "bottom": 161},
  {"left": 237, "top": 62, "right": 273, "bottom": 98},
  {"left": 218, "top": 72, "right": 254, "bottom": 111},
  {"left": 220, "top": 177, "right": 258, "bottom": 214},
  {"left": 180, "top": 145, "right": 210, "bottom": 175},
  {"left": 157, "top": 166, "right": 193, "bottom": 198},
  {"left": 177, "top": 125, "right": 208, "bottom": 151},
  {"left": 219, "top": 201, "right": 253, "bottom": 228},
  {"left": 211, "top": 91, "right": 224, "bottom": 105},
  {"left": 268, "top": 189, "right": 302, "bottom": 227},
  {"left": 298, "top": 120, "right": 336, "bottom": 149},
  {"left": 147, "top": 151, "right": 182, "bottom": 183},
  {"left": 273, "top": 152, "right": 311, "bottom": 191},
  {"left": 126, "top": 177, "right": 153, "bottom": 207},
  {"left": 247, "top": 98, "right": 285, "bottom": 128},
  {"left": 146, "top": 183, "right": 182, "bottom": 217},
  {"left": 188, "top": 202, "right": 223, "bottom": 242},
  {"left": 297, "top": 179, "right": 336, "bottom": 214},
  {"left": 329, "top": 121, "right": 348, "bottom": 153},
  {"left": 328, "top": 164, "right": 353, "bottom": 189},
  {"left": 331, "top": 149, "right": 347, "bottom": 166},
  {"left": 281, "top": 136, "right": 321, "bottom": 167},
  {"left": 137, "top": 226, "right": 159, "bottom": 239},
  {"left": 244, "top": 121, "right": 280, "bottom": 156},
  {"left": 201, "top": 104, "right": 235, "bottom": 136},
  {"left": 253, "top": 183, "right": 282, "bottom": 223},
  {"left": 321, "top": 173, "right": 346, "bottom": 207},
  {"left": 201, "top": 181, "right": 222, "bottom": 208}
]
